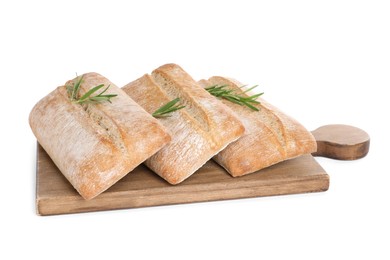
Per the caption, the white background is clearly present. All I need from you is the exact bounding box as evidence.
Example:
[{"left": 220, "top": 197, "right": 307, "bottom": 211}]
[{"left": 1, "top": 0, "right": 389, "bottom": 259}]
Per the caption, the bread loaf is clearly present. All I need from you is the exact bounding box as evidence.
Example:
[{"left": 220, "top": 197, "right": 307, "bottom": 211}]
[
  {"left": 122, "top": 64, "right": 245, "bottom": 184},
  {"left": 29, "top": 72, "right": 171, "bottom": 199},
  {"left": 199, "top": 76, "right": 317, "bottom": 177}
]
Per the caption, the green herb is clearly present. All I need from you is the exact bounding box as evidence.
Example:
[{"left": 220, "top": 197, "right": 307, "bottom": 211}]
[
  {"left": 152, "top": 98, "right": 185, "bottom": 118},
  {"left": 66, "top": 75, "right": 118, "bottom": 104},
  {"left": 205, "top": 84, "right": 263, "bottom": 111}
]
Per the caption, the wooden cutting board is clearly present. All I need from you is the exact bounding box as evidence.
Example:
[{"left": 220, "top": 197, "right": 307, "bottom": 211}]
[{"left": 35, "top": 124, "right": 369, "bottom": 216}]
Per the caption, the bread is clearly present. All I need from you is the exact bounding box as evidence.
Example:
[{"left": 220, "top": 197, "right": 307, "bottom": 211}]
[
  {"left": 198, "top": 76, "right": 317, "bottom": 177},
  {"left": 122, "top": 64, "right": 245, "bottom": 184},
  {"left": 29, "top": 72, "right": 171, "bottom": 199}
]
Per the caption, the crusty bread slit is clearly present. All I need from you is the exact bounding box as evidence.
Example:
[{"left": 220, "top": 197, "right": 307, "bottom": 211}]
[
  {"left": 152, "top": 70, "right": 210, "bottom": 133},
  {"left": 83, "top": 104, "right": 127, "bottom": 153}
]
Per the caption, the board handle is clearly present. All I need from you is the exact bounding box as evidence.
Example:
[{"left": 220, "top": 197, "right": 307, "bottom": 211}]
[{"left": 311, "top": 124, "right": 370, "bottom": 160}]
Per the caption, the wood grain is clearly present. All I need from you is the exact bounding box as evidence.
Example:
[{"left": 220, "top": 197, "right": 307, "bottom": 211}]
[
  {"left": 36, "top": 144, "right": 329, "bottom": 216},
  {"left": 311, "top": 124, "right": 370, "bottom": 160}
]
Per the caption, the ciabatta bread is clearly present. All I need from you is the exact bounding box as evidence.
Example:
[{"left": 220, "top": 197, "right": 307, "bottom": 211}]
[
  {"left": 122, "top": 64, "right": 245, "bottom": 184},
  {"left": 29, "top": 72, "right": 171, "bottom": 199},
  {"left": 199, "top": 76, "right": 317, "bottom": 177}
]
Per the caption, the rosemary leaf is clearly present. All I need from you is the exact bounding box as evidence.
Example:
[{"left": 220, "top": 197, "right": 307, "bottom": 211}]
[
  {"left": 206, "top": 84, "right": 263, "bottom": 111},
  {"left": 152, "top": 98, "right": 185, "bottom": 118},
  {"left": 224, "top": 95, "right": 243, "bottom": 105},
  {"left": 95, "top": 84, "right": 111, "bottom": 96},
  {"left": 67, "top": 75, "right": 117, "bottom": 104},
  {"left": 241, "top": 100, "right": 259, "bottom": 111},
  {"left": 71, "top": 75, "right": 84, "bottom": 101},
  {"left": 88, "top": 96, "right": 115, "bottom": 103},
  {"left": 247, "top": 92, "right": 264, "bottom": 100},
  {"left": 77, "top": 84, "right": 105, "bottom": 103},
  {"left": 204, "top": 84, "right": 218, "bottom": 90},
  {"left": 243, "top": 85, "right": 259, "bottom": 93}
]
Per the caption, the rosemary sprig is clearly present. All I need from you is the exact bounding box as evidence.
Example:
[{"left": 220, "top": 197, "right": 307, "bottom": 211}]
[
  {"left": 66, "top": 75, "right": 118, "bottom": 104},
  {"left": 152, "top": 98, "right": 185, "bottom": 118},
  {"left": 205, "top": 84, "right": 263, "bottom": 111}
]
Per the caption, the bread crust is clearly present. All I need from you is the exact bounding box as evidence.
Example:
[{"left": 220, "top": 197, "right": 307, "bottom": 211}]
[
  {"left": 199, "top": 76, "right": 317, "bottom": 177},
  {"left": 29, "top": 72, "right": 171, "bottom": 199},
  {"left": 122, "top": 64, "right": 245, "bottom": 184}
]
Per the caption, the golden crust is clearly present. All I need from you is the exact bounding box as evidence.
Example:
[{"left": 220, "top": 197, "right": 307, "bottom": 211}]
[
  {"left": 200, "top": 76, "right": 317, "bottom": 177},
  {"left": 29, "top": 72, "right": 171, "bottom": 199},
  {"left": 123, "top": 64, "right": 245, "bottom": 184}
]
